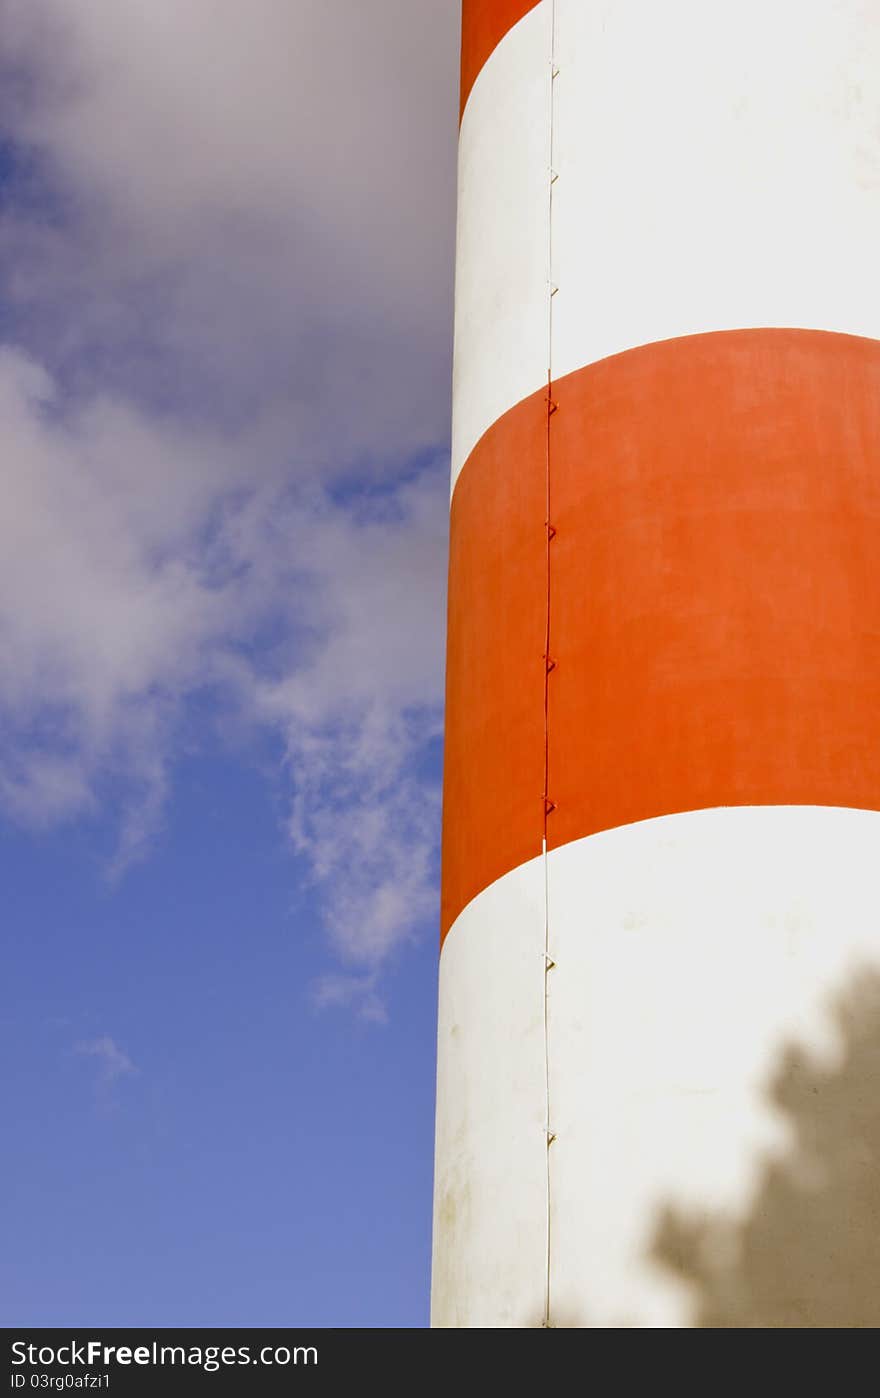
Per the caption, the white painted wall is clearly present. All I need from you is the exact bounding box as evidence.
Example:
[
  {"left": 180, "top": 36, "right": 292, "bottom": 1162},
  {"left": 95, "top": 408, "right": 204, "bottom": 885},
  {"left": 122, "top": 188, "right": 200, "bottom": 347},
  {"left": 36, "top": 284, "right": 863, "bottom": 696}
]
[
  {"left": 552, "top": 0, "right": 880, "bottom": 382},
  {"left": 434, "top": 808, "right": 880, "bottom": 1326},
  {"left": 431, "top": 855, "right": 547, "bottom": 1328}
]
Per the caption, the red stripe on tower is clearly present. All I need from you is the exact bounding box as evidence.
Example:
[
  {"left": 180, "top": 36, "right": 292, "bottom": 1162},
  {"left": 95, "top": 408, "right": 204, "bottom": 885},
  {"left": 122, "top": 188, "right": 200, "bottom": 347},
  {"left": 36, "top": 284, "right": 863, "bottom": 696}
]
[{"left": 442, "top": 328, "right": 880, "bottom": 940}]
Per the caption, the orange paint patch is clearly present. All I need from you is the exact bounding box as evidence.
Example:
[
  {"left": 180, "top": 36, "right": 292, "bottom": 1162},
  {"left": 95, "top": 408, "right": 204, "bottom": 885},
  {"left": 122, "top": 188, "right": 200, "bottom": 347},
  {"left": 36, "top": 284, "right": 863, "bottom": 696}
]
[
  {"left": 441, "top": 329, "right": 880, "bottom": 942},
  {"left": 460, "top": 0, "right": 542, "bottom": 119}
]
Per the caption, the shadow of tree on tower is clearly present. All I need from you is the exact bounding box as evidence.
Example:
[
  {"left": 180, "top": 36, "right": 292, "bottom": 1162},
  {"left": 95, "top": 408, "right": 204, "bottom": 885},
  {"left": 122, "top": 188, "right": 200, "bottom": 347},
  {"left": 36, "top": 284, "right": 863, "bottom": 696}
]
[{"left": 651, "top": 969, "right": 880, "bottom": 1327}]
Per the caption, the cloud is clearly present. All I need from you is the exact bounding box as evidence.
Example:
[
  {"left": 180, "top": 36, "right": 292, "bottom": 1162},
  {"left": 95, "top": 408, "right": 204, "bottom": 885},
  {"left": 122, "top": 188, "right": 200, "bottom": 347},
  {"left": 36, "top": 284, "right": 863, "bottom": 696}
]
[
  {"left": 0, "top": 344, "right": 448, "bottom": 939},
  {"left": 0, "top": 345, "right": 248, "bottom": 855},
  {"left": 252, "top": 469, "right": 447, "bottom": 968},
  {"left": 312, "top": 973, "right": 389, "bottom": 1026},
  {"left": 0, "top": 350, "right": 448, "bottom": 970},
  {"left": 0, "top": 2, "right": 457, "bottom": 993},
  {"left": 0, "top": 0, "right": 458, "bottom": 454},
  {"left": 75, "top": 1035, "right": 137, "bottom": 1086}
]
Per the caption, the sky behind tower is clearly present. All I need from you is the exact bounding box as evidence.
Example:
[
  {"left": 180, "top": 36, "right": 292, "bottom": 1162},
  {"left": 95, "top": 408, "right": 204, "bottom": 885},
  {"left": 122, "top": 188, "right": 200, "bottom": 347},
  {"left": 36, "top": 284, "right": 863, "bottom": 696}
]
[{"left": 0, "top": 0, "right": 459, "bottom": 1327}]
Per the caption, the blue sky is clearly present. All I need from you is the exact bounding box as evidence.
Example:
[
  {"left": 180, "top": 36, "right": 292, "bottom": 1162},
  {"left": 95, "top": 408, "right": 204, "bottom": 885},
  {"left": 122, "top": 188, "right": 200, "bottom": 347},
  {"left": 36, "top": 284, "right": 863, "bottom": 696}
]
[{"left": 0, "top": 1, "right": 458, "bottom": 1327}]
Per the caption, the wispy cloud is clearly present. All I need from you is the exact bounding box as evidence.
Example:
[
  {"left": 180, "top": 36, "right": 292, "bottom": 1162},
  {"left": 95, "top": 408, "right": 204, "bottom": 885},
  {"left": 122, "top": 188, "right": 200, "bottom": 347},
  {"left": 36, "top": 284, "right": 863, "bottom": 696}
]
[
  {"left": 312, "top": 973, "right": 389, "bottom": 1026},
  {"left": 0, "top": 346, "right": 447, "bottom": 960},
  {"left": 0, "top": 2, "right": 457, "bottom": 1001},
  {"left": 252, "top": 470, "right": 447, "bottom": 973},
  {"left": 75, "top": 1035, "right": 137, "bottom": 1086}
]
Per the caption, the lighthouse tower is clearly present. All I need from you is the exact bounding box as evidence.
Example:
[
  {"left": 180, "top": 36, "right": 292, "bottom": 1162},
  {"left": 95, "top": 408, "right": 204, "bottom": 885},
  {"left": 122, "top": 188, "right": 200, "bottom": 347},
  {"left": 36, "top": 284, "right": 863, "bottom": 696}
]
[{"left": 433, "top": 0, "right": 880, "bottom": 1327}]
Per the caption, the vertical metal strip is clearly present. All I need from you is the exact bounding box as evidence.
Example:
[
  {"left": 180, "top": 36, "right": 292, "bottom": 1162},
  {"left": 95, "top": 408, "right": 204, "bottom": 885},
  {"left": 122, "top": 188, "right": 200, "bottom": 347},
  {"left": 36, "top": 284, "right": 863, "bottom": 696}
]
[{"left": 542, "top": 0, "right": 558, "bottom": 1331}]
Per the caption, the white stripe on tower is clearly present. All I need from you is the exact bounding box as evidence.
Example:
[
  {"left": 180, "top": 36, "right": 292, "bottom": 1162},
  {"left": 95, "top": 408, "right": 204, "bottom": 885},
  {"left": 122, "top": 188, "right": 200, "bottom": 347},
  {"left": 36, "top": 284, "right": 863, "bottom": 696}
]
[
  {"left": 550, "top": 1, "right": 880, "bottom": 379},
  {"left": 434, "top": 0, "right": 880, "bottom": 1328},
  {"left": 451, "top": 2, "right": 550, "bottom": 490}
]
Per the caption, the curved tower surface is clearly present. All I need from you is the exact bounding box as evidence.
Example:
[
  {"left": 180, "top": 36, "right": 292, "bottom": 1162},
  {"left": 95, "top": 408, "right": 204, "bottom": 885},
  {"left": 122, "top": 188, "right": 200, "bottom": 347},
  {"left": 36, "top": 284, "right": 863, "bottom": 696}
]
[{"left": 433, "top": 0, "right": 880, "bottom": 1327}]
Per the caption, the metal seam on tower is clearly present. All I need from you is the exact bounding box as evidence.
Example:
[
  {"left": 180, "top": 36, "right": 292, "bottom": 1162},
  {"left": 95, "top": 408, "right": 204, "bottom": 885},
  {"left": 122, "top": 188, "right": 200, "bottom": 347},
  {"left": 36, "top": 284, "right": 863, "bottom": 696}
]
[{"left": 541, "top": 1, "right": 558, "bottom": 1328}]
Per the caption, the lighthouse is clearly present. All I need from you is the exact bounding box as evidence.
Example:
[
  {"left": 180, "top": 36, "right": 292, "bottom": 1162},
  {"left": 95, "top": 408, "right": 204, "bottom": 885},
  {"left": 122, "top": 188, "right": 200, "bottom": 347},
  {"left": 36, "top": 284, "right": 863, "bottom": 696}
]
[{"left": 433, "top": 0, "right": 880, "bottom": 1326}]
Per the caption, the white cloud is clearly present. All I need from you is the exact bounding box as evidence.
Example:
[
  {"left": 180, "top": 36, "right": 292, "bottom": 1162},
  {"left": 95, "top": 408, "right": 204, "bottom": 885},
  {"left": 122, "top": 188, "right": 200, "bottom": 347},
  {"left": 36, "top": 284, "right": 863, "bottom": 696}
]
[
  {"left": 75, "top": 1035, "right": 137, "bottom": 1085},
  {"left": 251, "top": 469, "right": 447, "bottom": 970},
  {"left": 0, "top": 0, "right": 458, "bottom": 457},
  {"left": 0, "top": 346, "right": 447, "bottom": 967},
  {"left": 312, "top": 973, "right": 389, "bottom": 1025},
  {"left": 0, "top": 2, "right": 456, "bottom": 993}
]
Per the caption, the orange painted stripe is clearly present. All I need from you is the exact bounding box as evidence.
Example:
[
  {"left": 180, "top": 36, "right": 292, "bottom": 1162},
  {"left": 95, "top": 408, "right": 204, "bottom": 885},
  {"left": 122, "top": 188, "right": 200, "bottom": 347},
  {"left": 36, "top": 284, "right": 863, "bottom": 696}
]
[
  {"left": 441, "top": 389, "right": 547, "bottom": 937},
  {"left": 441, "top": 328, "right": 880, "bottom": 942},
  {"left": 460, "top": 0, "right": 542, "bottom": 120}
]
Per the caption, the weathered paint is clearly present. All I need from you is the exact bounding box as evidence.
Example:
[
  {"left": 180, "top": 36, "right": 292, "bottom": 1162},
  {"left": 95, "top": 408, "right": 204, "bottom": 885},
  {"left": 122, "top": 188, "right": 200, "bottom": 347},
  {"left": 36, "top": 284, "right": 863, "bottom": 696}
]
[
  {"left": 436, "top": 0, "right": 880, "bottom": 1327},
  {"left": 431, "top": 855, "right": 547, "bottom": 1328},
  {"left": 435, "top": 807, "right": 880, "bottom": 1327}
]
